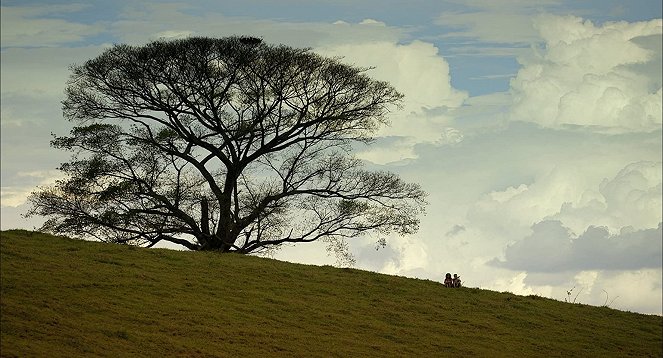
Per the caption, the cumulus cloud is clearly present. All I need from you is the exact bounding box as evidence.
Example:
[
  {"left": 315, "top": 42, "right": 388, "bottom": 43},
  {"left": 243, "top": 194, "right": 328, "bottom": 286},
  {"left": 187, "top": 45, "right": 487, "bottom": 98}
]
[
  {"left": 468, "top": 167, "right": 591, "bottom": 235},
  {"left": 510, "top": 15, "right": 663, "bottom": 133},
  {"left": 470, "top": 160, "right": 662, "bottom": 235},
  {"left": 317, "top": 40, "right": 468, "bottom": 163},
  {"left": 463, "top": 159, "right": 662, "bottom": 264},
  {"left": 318, "top": 40, "right": 467, "bottom": 113},
  {"left": 3, "top": 2, "right": 467, "bottom": 165},
  {"left": 550, "top": 161, "right": 662, "bottom": 232}
]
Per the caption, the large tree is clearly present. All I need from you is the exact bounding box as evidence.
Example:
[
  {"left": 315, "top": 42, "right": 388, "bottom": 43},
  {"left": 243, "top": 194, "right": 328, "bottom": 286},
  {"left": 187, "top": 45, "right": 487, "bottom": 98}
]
[{"left": 27, "top": 36, "right": 427, "bottom": 258}]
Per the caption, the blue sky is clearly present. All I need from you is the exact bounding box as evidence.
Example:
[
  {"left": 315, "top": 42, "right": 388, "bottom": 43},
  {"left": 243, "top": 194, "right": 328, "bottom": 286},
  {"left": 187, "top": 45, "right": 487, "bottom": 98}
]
[{"left": 1, "top": 0, "right": 661, "bottom": 314}]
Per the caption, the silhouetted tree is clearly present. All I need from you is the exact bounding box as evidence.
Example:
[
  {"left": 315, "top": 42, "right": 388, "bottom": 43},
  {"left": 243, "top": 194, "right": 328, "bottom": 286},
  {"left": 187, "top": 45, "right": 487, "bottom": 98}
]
[{"left": 27, "top": 36, "right": 427, "bottom": 259}]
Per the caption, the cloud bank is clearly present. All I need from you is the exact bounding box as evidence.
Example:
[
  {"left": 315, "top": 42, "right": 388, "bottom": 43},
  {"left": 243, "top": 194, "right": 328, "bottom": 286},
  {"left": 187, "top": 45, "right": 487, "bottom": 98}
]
[
  {"left": 510, "top": 16, "right": 662, "bottom": 133},
  {"left": 491, "top": 221, "right": 662, "bottom": 272}
]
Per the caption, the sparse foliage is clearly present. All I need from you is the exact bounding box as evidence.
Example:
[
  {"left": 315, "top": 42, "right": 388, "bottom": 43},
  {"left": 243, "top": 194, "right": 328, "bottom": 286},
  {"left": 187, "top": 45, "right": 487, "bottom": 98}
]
[
  {"left": 27, "top": 36, "right": 427, "bottom": 259},
  {"left": 601, "top": 290, "right": 619, "bottom": 308},
  {"left": 375, "top": 237, "right": 387, "bottom": 250},
  {"left": 565, "top": 286, "right": 583, "bottom": 304}
]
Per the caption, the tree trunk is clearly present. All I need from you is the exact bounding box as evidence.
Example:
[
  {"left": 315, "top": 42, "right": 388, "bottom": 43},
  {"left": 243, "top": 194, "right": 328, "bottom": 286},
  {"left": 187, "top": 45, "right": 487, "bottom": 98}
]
[
  {"left": 198, "top": 197, "right": 238, "bottom": 252},
  {"left": 201, "top": 199, "right": 210, "bottom": 235}
]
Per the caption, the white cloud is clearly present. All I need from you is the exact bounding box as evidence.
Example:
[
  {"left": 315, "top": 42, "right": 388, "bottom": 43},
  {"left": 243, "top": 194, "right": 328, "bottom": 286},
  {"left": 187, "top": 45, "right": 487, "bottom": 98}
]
[
  {"left": 465, "top": 160, "right": 661, "bottom": 247},
  {"left": 510, "top": 16, "right": 663, "bottom": 133},
  {"left": 317, "top": 40, "right": 468, "bottom": 163},
  {"left": 518, "top": 268, "right": 663, "bottom": 314},
  {"left": 317, "top": 40, "right": 467, "bottom": 113},
  {"left": 469, "top": 167, "right": 591, "bottom": 234},
  {"left": 152, "top": 30, "right": 195, "bottom": 40},
  {"left": 1, "top": 170, "right": 64, "bottom": 208},
  {"left": 518, "top": 268, "right": 663, "bottom": 315},
  {"left": 353, "top": 234, "right": 430, "bottom": 276},
  {"left": 490, "top": 272, "right": 539, "bottom": 295},
  {"left": 359, "top": 18, "right": 386, "bottom": 26},
  {"left": 354, "top": 137, "right": 419, "bottom": 165},
  {"left": 473, "top": 160, "right": 662, "bottom": 314},
  {"left": 551, "top": 161, "right": 662, "bottom": 232},
  {"left": 587, "top": 269, "right": 662, "bottom": 314}
]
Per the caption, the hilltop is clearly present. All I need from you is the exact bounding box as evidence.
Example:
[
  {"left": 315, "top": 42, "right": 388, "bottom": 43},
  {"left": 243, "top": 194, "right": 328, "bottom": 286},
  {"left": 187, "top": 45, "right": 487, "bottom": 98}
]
[{"left": 1, "top": 230, "right": 661, "bottom": 357}]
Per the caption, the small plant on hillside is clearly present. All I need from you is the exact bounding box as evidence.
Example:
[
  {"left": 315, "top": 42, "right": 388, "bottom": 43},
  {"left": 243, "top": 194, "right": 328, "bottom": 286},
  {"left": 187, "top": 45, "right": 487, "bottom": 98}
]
[
  {"left": 601, "top": 290, "right": 619, "bottom": 308},
  {"left": 565, "top": 286, "right": 583, "bottom": 304}
]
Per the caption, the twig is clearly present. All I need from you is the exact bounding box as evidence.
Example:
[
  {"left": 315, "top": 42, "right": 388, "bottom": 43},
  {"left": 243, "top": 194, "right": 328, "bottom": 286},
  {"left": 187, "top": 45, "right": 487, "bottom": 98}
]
[
  {"left": 601, "top": 289, "right": 619, "bottom": 308},
  {"left": 573, "top": 287, "right": 583, "bottom": 304}
]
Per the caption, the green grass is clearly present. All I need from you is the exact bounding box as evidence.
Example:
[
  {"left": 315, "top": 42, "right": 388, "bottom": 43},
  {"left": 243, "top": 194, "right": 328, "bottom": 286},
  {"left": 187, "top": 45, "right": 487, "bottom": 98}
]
[{"left": 1, "top": 230, "right": 661, "bottom": 357}]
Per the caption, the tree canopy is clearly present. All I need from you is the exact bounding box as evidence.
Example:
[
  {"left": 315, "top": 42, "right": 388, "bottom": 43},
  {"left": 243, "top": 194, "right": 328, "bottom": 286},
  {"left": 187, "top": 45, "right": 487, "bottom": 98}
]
[{"left": 27, "top": 36, "right": 427, "bottom": 259}]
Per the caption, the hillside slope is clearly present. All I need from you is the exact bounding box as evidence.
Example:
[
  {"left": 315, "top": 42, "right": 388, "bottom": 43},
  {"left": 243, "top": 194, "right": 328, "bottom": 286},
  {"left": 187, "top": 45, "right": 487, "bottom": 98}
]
[{"left": 1, "top": 230, "right": 661, "bottom": 357}]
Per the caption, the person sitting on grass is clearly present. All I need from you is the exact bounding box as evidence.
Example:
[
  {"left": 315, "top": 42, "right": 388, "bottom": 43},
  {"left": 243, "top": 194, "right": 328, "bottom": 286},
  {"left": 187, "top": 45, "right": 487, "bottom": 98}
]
[
  {"left": 453, "top": 274, "right": 461, "bottom": 288},
  {"left": 444, "top": 273, "right": 454, "bottom": 287}
]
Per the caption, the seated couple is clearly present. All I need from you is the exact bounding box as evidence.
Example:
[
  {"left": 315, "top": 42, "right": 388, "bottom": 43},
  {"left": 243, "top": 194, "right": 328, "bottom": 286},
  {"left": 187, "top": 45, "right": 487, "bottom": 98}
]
[{"left": 444, "top": 273, "right": 461, "bottom": 288}]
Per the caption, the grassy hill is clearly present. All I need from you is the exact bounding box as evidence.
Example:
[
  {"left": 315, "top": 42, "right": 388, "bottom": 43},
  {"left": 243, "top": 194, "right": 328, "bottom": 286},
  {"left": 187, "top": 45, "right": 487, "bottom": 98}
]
[{"left": 1, "top": 230, "right": 661, "bottom": 357}]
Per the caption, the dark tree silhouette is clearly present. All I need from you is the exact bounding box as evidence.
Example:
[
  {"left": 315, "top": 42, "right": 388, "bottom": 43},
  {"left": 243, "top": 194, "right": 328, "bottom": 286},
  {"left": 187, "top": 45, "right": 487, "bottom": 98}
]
[{"left": 27, "top": 36, "right": 427, "bottom": 258}]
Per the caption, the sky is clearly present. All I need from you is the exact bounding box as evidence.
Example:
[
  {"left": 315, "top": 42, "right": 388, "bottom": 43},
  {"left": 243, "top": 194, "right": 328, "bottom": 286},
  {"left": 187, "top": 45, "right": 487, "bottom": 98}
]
[{"left": 1, "top": 0, "right": 661, "bottom": 315}]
